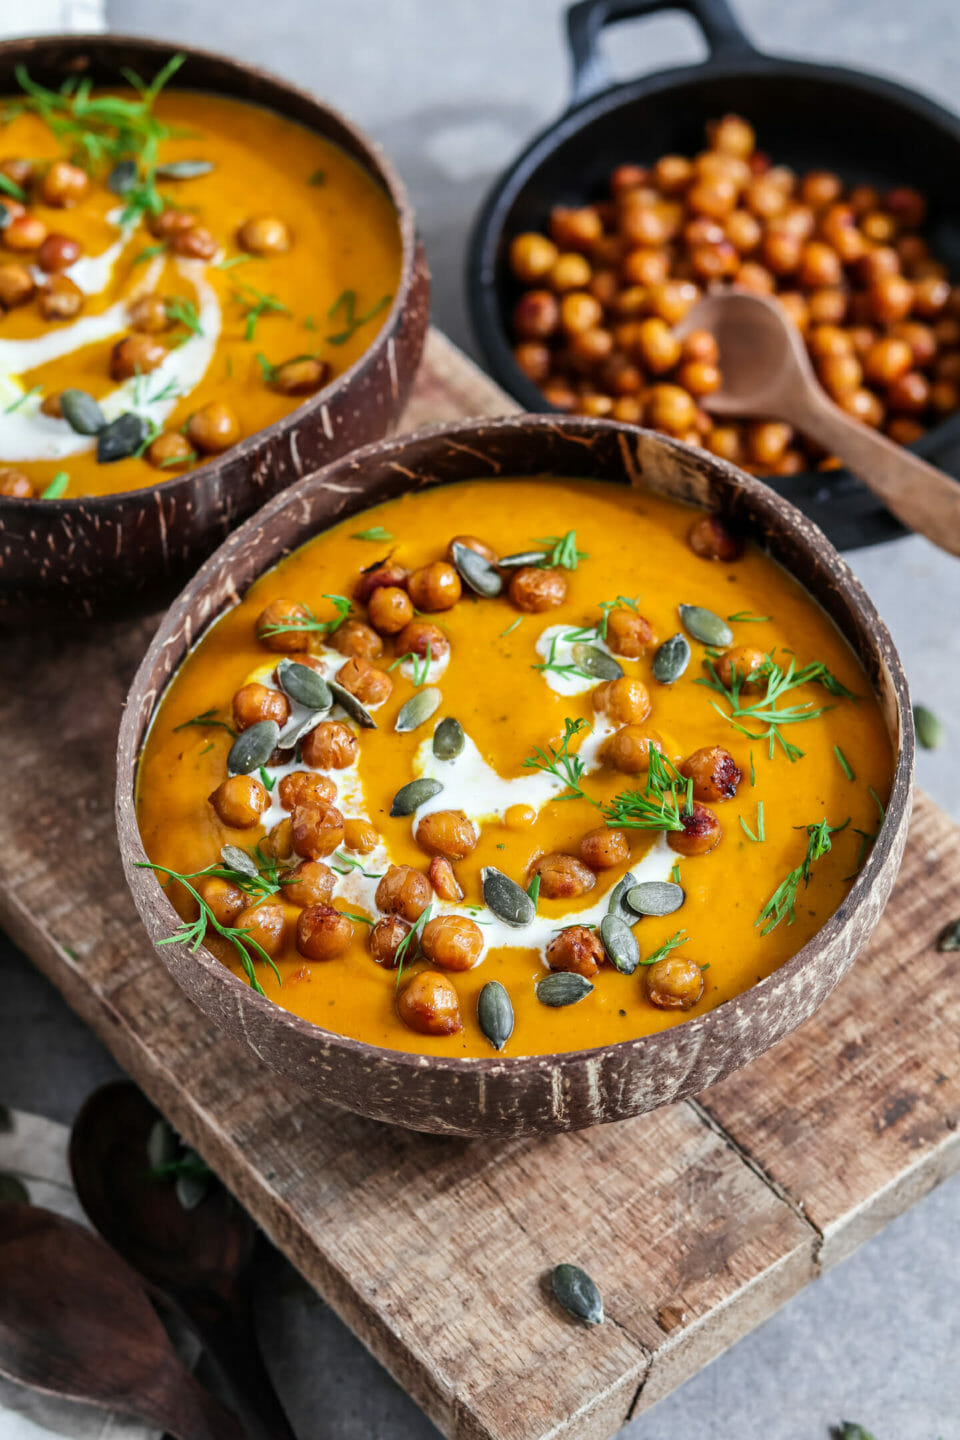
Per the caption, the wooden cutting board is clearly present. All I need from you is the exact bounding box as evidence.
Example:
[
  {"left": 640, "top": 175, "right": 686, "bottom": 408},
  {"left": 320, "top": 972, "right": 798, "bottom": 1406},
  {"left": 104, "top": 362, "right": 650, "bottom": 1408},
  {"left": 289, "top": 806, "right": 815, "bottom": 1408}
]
[{"left": 2, "top": 328, "right": 959, "bottom": 1440}]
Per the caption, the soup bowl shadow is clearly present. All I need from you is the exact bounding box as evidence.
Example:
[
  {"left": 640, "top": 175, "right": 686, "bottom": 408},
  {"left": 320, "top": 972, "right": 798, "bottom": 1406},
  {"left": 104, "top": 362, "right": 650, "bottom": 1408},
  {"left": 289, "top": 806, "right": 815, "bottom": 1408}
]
[{"left": 117, "top": 416, "right": 913, "bottom": 1138}]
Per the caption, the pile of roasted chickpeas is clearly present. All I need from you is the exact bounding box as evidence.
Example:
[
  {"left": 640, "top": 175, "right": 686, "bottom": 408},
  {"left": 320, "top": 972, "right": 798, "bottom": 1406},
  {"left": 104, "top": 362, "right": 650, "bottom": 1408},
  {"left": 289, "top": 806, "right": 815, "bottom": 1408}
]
[
  {"left": 506, "top": 114, "right": 959, "bottom": 476},
  {"left": 203, "top": 520, "right": 745, "bottom": 1036}
]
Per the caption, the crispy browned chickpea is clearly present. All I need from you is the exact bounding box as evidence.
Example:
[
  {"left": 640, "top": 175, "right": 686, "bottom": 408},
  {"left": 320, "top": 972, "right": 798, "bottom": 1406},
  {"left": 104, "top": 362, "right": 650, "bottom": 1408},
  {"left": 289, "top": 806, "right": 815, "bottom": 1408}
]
[
  {"left": 861, "top": 209, "right": 897, "bottom": 245},
  {"left": 936, "top": 352, "right": 960, "bottom": 384},
  {"left": 932, "top": 317, "right": 960, "bottom": 349},
  {"left": 376, "top": 864, "right": 431, "bottom": 921},
  {"left": 600, "top": 355, "right": 642, "bottom": 395},
  {"left": 745, "top": 175, "right": 789, "bottom": 220},
  {"left": 546, "top": 925, "right": 604, "bottom": 978},
  {"left": 761, "top": 229, "right": 802, "bottom": 278},
  {"left": 885, "top": 186, "right": 926, "bottom": 229},
  {"left": 4, "top": 213, "right": 47, "bottom": 251},
  {"left": 610, "top": 163, "right": 649, "bottom": 193},
  {"left": 187, "top": 401, "right": 240, "bottom": 454},
  {"left": 335, "top": 655, "right": 393, "bottom": 706},
  {"left": 368, "top": 914, "right": 411, "bottom": 968},
  {"left": 209, "top": 774, "right": 269, "bottom": 829},
  {"left": 549, "top": 252, "right": 592, "bottom": 291},
  {"left": 862, "top": 336, "right": 913, "bottom": 387},
  {"left": 839, "top": 387, "right": 885, "bottom": 428},
  {"left": 653, "top": 153, "right": 694, "bottom": 192},
  {"left": 579, "top": 826, "right": 629, "bottom": 870},
  {"left": 428, "top": 855, "right": 463, "bottom": 902},
  {"left": 110, "top": 333, "right": 165, "bottom": 381},
  {"left": 278, "top": 770, "right": 337, "bottom": 811},
  {"left": 847, "top": 324, "right": 877, "bottom": 359},
  {"left": 301, "top": 719, "right": 359, "bottom": 770},
  {"left": 645, "top": 384, "right": 697, "bottom": 434},
  {"left": 684, "top": 215, "right": 725, "bottom": 248},
  {"left": 40, "top": 160, "right": 88, "bottom": 207},
  {"left": 734, "top": 260, "right": 776, "bottom": 294},
  {"left": 232, "top": 682, "right": 289, "bottom": 732},
  {"left": 508, "top": 565, "right": 566, "bottom": 613},
  {"left": 887, "top": 417, "right": 925, "bottom": 445},
  {"left": 715, "top": 644, "right": 768, "bottom": 691},
  {"left": 619, "top": 198, "right": 672, "bottom": 248},
  {"left": 529, "top": 852, "right": 596, "bottom": 900},
  {"left": 592, "top": 676, "right": 652, "bottom": 726},
  {"left": 635, "top": 316, "right": 680, "bottom": 374},
  {"left": 611, "top": 395, "right": 643, "bottom": 423},
  {"left": 291, "top": 800, "right": 345, "bottom": 859},
  {"left": 407, "top": 561, "right": 462, "bottom": 612},
  {"left": 800, "top": 170, "right": 843, "bottom": 209},
  {"left": 37, "top": 233, "right": 81, "bottom": 272},
  {"left": 601, "top": 725, "right": 661, "bottom": 773},
  {"left": 690, "top": 239, "right": 739, "bottom": 281},
  {"left": 296, "top": 904, "right": 352, "bottom": 961},
  {"left": 329, "top": 619, "right": 382, "bottom": 661},
  {"left": 149, "top": 209, "right": 195, "bottom": 240},
  {"left": 797, "top": 240, "right": 842, "bottom": 289},
  {"left": 704, "top": 425, "right": 744, "bottom": 463},
  {"left": 887, "top": 370, "right": 930, "bottom": 414},
  {"left": 646, "top": 278, "right": 700, "bottom": 324},
  {"left": 559, "top": 290, "right": 603, "bottom": 336},
  {"left": 676, "top": 360, "right": 721, "bottom": 398},
  {"left": 397, "top": 970, "right": 462, "bottom": 1035},
  {"left": 127, "top": 293, "right": 171, "bottom": 333},
  {"left": 912, "top": 275, "right": 950, "bottom": 319},
  {"left": 196, "top": 875, "right": 246, "bottom": 926},
  {"left": 549, "top": 205, "right": 603, "bottom": 252},
  {"left": 725, "top": 208, "right": 762, "bottom": 253},
  {"left": 0, "top": 263, "right": 35, "bottom": 308},
  {"left": 869, "top": 273, "right": 914, "bottom": 323},
  {"left": 621, "top": 246, "right": 670, "bottom": 287},
  {"left": 667, "top": 801, "right": 721, "bottom": 856},
  {"left": 930, "top": 379, "right": 959, "bottom": 414},
  {"left": 40, "top": 392, "right": 63, "bottom": 418},
  {"left": 605, "top": 604, "right": 654, "bottom": 656},
  {"left": 806, "top": 288, "right": 847, "bottom": 326},
  {"left": 687, "top": 177, "right": 737, "bottom": 220},
  {"left": 807, "top": 324, "right": 852, "bottom": 361},
  {"left": 746, "top": 421, "right": 793, "bottom": 468},
  {"left": 512, "top": 290, "right": 559, "bottom": 340},
  {"left": 281, "top": 859, "right": 336, "bottom": 908},
  {"left": 353, "top": 560, "right": 409, "bottom": 604},
  {"left": 0, "top": 158, "right": 32, "bottom": 188},
  {"left": 645, "top": 953, "right": 704, "bottom": 1009},
  {"left": 236, "top": 899, "right": 286, "bottom": 955},
  {"left": 39, "top": 275, "right": 84, "bottom": 321},
  {"left": 256, "top": 598, "right": 310, "bottom": 652},
  {"left": 271, "top": 357, "right": 328, "bottom": 395},
  {"left": 818, "top": 353, "right": 862, "bottom": 399},
  {"left": 147, "top": 431, "right": 195, "bottom": 469},
  {"left": 708, "top": 113, "right": 755, "bottom": 158},
  {"left": 513, "top": 342, "right": 551, "bottom": 382},
  {"left": 686, "top": 513, "right": 744, "bottom": 562},
  {"left": 171, "top": 226, "right": 218, "bottom": 260},
  {"left": 509, "top": 232, "right": 559, "bottom": 283},
  {"left": 262, "top": 817, "right": 294, "bottom": 860},
  {"left": 579, "top": 387, "right": 615, "bottom": 417},
  {"left": 367, "top": 585, "right": 414, "bottom": 636},
  {"left": 419, "top": 915, "right": 483, "bottom": 971},
  {"left": 395, "top": 619, "right": 450, "bottom": 661},
  {"left": 857, "top": 246, "right": 900, "bottom": 287},
  {"left": 414, "top": 809, "right": 478, "bottom": 861},
  {"left": 446, "top": 534, "right": 498, "bottom": 565},
  {"left": 679, "top": 745, "right": 742, "bottom": 802},
  {"left": 678, "top": 332, "right": 717, "bottom": 370},
  {"left": 589, "top": 267, "right": 619, "bottom": 306},
  {"left": 0, "top": 467, "right": 35, "bottom": 498},
  {"left": 237, "top": 214, "right": 292, "bottom": 255},
  {"left": 889, "top": 320, "right": 936, "bottom": 367}
]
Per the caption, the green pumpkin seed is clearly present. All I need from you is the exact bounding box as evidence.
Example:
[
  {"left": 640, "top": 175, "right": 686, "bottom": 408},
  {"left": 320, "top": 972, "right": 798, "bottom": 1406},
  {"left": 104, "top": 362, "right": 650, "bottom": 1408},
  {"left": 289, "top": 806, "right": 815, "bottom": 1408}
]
[
  {"left": 551, "top": 1263, "right": 604, "bottom": 1325},
  {"left": 97, "top": 412, "right": 147, "bottom": 463},
  {"left": 277, "top": 658, "right": 332, "bottom": 712},
  {"left": 535, "top": 971, "right": 593, "bottom": 1007},
  {"left": 678, "top": 604, "right": 732, "bottom": 648},
  {"left": 60, "top": 388, "right": 106, "bottom": 436},
  {"left": 499, "top": 549, "right": 547, "bottom": 568},
  {"left": 155, "top": 159, "right": 216, "bottom": 180},
  {"left": 329, "top": 679, "right": 376, "bottom": 728},
  {"left": 0, "top": 1173, "right": 29, "bottom": 1205},
  {"left": 0, "top": 201, "right": 13, "bottom": 231},
  {"left": 227, "top": 719, "right": 280, "bottom": 775},
  {"left": 451, "top": 541, "right": 503, "bottom": 598},
  {"left": 433, "top": 716, "right": 465, "bottom": 760},
  {"left": 107, "top": 159, "right": 138, "bottom": 195},
  {"left": 607, "top": 870, "right": 638, "bottom": 924},
  {"left": 174, "top": 1151, "right": 210, "bottom": 1211},
  {"left": 390, "top": 777, "right": 443, "bottom": 816},
  {"left": 220, "top": 844, "right": 258, "bottom": 879},
  {"left": 477, "top": 981, "right": 514, "bottom": 1051},
  {"left": 937, "top": 918, "right": 960, "bottom": 952},
  {"left": 600, "top": 913, "right": 640, "bottom": 975},
  {"left": 572, "top": 643, "right": 623, "bottom": 680},
  {"left": 652, "top": 632, "right": 691, "bottom": 684},
  {"left": 626, "top": 881, "right": 685, "bottom": 917},
  {"left": 913, "top": 704, "right": 942, "bottom": 750},
  {"left": 146, "top": 1118, "right": 178, "bottom": 1171},
  {"left": 396, "top": 686, "right": 442, "bottom": 733},
  {"left": 482, "top": 867, "right": 535, "bottom": 927},
  {"left": 277, "top": 710, "right": 324, "bottom": 750}
]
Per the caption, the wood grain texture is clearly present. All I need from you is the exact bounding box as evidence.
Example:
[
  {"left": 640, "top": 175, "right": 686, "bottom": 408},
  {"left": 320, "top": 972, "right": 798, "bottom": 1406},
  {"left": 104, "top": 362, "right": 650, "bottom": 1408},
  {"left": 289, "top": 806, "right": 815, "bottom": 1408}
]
[{"left": 1, "top": 329, "right": 958, "bottom": 1438}]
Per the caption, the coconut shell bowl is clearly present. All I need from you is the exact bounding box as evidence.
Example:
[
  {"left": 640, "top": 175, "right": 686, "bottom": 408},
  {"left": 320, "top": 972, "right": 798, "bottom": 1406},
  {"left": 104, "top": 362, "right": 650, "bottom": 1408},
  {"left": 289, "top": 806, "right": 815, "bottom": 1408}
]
[{"left": 117, "top": 416, "right": 913, "bottom": 1138}]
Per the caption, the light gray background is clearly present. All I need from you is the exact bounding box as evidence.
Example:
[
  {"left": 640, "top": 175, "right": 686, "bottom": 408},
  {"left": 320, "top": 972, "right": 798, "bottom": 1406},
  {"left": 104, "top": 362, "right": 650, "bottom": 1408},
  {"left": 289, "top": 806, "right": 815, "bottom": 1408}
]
[{"left": 2, "top": 0, "right": 959, "bottom": 1436}]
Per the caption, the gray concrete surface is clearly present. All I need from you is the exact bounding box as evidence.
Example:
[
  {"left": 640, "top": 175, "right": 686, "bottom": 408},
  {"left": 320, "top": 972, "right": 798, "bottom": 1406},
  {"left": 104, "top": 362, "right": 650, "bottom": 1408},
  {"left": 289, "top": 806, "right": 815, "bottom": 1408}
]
[{"left": 2, "top": 0, "right": 959, "bottom": 1436}]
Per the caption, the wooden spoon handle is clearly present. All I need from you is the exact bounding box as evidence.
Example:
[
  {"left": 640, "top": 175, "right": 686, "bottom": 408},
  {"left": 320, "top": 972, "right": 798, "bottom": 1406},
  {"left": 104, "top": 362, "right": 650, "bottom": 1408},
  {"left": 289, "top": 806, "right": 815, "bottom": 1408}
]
[
  {"left": 142, "top": 1366, "right": 250, "bottom": 1440},
  {"left": 785, "top": 386, "right": 960, "bottom": 556},
  {"left": 198, "top": 1304, "right": 298, "bottom": 1440}
]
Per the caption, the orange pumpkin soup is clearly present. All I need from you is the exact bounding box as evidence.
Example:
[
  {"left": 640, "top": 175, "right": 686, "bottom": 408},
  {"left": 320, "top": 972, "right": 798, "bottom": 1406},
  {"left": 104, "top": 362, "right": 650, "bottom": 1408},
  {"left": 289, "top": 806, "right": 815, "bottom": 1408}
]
[
  {"left": 0, "top": 59, "right": 401, "bottom": 500},
  {"left": 136, "top": 478, "right": 893, "bottom": 1058}
]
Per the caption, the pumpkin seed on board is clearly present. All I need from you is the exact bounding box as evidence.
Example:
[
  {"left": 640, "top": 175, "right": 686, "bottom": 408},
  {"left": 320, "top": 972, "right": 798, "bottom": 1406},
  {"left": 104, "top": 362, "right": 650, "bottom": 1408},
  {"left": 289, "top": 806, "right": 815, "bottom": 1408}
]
[
  {"left": 498, "top": 549, "right": 547, "bottom": 568},
  {"left": 60, "top": 388, "right": 106, "bottom": 436},
  {"left": 220, "top": 844, "right": 258, "bottom": 878},
  {"left": 535, "top": 971, "right": 593, "bottom": 1007},
  {"left": 390, "top": 777, "right": 443, "bottom": 816},
  {"left": 913, "top": 704, "right": 942, "bottom": 750},
  {"left": 607, "top": 871, "right": 638, "bottom": 924},
  {"left": 599, "top": 913, "right": 640, "bottom": 975},
  {"left": 571, "top": 643, "right": 623, "bottom": 680},
  {"left": 155, "top": 159, "right": 216, "bottom": 180},
  {"left": 277, "top": 658, "right": 332, "bottom": 712},
  {"left": 652, "top": 632, "right": 691, "bottom": 684},
  {"left": 626, "top": 880, "right": 685, "bottom": 917},
  {"left": 329, "top": 679, "right": 376, "bottom": 728},
  {"left": 396, "top": 687, "right": 442, "bottom": 733},
  {"left": 482, "top": 867, "right": 535, "bottom": 927},
  {"left": 433, "top": 716, "right": 465, "bottom": 760},
  {"left": 227, "top": 719, "right": 280, "bottom": 775},
  {"left": 678, "top": 604, "right": 733, "bottom": 648},
  {"left": 450, "top": 541, "right": 503, "bottom": 598},
  {"left": 477, "top": 981, "right": 514, "bottom": 1051},
  {"left": 937, "top": 917, "right": 960, "bottom": 952},
  {"left": 97, "top": 412, "right": 147, "bottom": 463},
  {"left": 551, "top": 1263, "right": 604, "bottom": 1325}
]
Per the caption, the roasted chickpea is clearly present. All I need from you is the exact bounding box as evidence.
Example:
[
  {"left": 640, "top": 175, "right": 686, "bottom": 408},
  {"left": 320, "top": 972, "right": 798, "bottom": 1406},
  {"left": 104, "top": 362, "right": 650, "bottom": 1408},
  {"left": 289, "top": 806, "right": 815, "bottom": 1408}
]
[
  {"left": 869, "top": 274, "right": 914, "bottom": 323},
  {"left": 839, "top": 387, "right": 885, "bottom": 428},
  {"left": 447, "top": 534, "right": 498, "bottom": 565},
  {"left": 209, "top": 774, "right": 268, "bottom": 829},
  {"left": 420, "top": 915, "right": 483, "bottom": 971},
  {"left": 236, "top": 900, "right": 286, "bottom": 956},
  {"left": 610, "top": 163, "right": 649, "bottom": 193},
  {"left": 930, "top": 379, "right": 960, "bottom": 415},
  {"left": 912, "top": 275, "right": 951, "bottom": 319},
  {"left": 367, "top": 585, "right": 414, "bottom": 635},
  {"left": 601, "top": 725, "right": 660, "bottom": 773},
  {"left": 353, "top": 560, "right": 409, "bottom": 604},
  {"left": 687, "top": 513, "right": 743, "bottom": 561},
  {"left": 862, "top": 337, "right": 913, "bottom": 387},
  {"left": 548, "top": 205, "right": 603, "bottom": 252},
  {"left": 509, "top": 232, "right": 559, "bottom": 283},
  {"left": 800, "top": 170, "right": 843, "bottom": 209},
  {"left": 798, "top": 240, "right": 842, "bottom": 289},
  {"left": 126, "top": 293, "right": 170, "bottom": 333},
  {"left": 271, "top": 357, "right": 328, "bottom": 395},
  {"left": 513, "top": 341, "right": 552, "bottom": 383},
  {"left": 605, "top": 605, "right": 654, "bottom": 657},
  {"left": 645, "top": 953, "right": 705, "bottom": 1009},
  {"left": 715, "top": 644, "right": 768, "bottom": 692},
  {"left": 397, "top": 970, "right": 462, "bottom": 1035},
  {"left": 0, "top": 467, "right": 35, "bottom": 498},
  {"left": 746, "top": 421, "right": 793, "bottom": 468},
  {"left": 148, "top": 209, "right": 195, "bottom": 240},
  {"left": 818, "top": 353, "right": 862, "bottom": 399},
  {"left": 395, "top": 619, "right": 449, "bottom": 661},
  {"left": 262, "top": 818, "right": 294, "bottom": 860},
  {"left": 187, "top": 401, "right": 240, "bottom": 454},
  {"left": 414, "top": 809, "right": 478, "bottom": 861},
  {"left": 291, "top": 800, "right": 345, "bottom": 859},
  {"left": 646, "top": 278, "right": 700, "bottom": 324},
  {"left": 632, "top": 316, "right": 679, "bottom": 374},
  {"left": 681, "top": 329, "right": 720, "bottom": 367},
  {"left": 428, "top": 855, "right": 463, "bottom": 902},
  {"left": 761, "top": 228, "right": 802, "bottom": 276},
  {"left": 376, "top": 864, "right": 432, "bottom": 921},
  {"left": 546, "top": 925, "right": 604, "bottom": 978},
  {"left": 147, "top": 431, "right": 195, "bottom": 469},
  {"left": 407, "top": 561, "right": 462, "bottom": 612},
  {"left": 257, "top": 598, "right": 310, "bottom": 652},
  {"left": 0, "top": 158, "right": 32, "bottom": 188},
  {"left": 668, "top": 801, "right": 721, "bottom": 856},
  {"left": 342, "top": 817, "right": 379, "bottom": 854},
  {"left": 734, "top": 261, "right": 776, "bottom": 295},
  {"left": 887, "top": 370, "right": 930, "bottom": 414},
  {"left": 654, "top": 154, "right": 694, "bottom": 192},
  {"left": 232, "top": 681, "right": 289, "bottom": 732},
  {"left": 278, "top": 770, "right": 337, "bottom": 811},
  {"left": 705, "top": 426, "right": 745, "bottom": 464},
  {"left": 559, "top": 290, "right": 603, "bottom": 336},
  {"left": 676, "top": 360, "right": 721, "bottom": 397},
  {"left": 528, "top": 852, "right": 596, "bottom": 900},
  {"left": 39, "top": 275, "right": 84, "bottom": 321},
  {"left": 886, "top": 416, "right": 926, "bottom": 445},
  {"left": 807, "top": 324, "right": 852, "bottom": 361},
  {"left": 237, "top": 214, "right": 292, "bottom": 255},
  {"left": 0, "top": 263, "right": 35, "bottom": 307},
  {"left": 708, "top": 113, "right": 755, "bottom": 158},
  {"left": 679, "top": 746, "right": 742, "bottom": 802},
  {"left": 508, "top": 565, "right": 566, "bottom": 613},
  {"left": 932, "top": 318, "right": 960, "bottom": 350},
  {"left": 687, "top": 177, "right": 737, "bottom": 220},
  {"left": 300, "top": 720, "right": 358, "bottom": 772},
  {"left": 3, "top": 213, "right": 47, "bottom": 251},
  {"left": 645, "top": 384, "right": 697, "bottom": 435},
  {"left": 592, "top": 676, "right": 652, "bottom": 726},
  {"left": 41, "top": 160, "right": 88, "bottom": 207},
  {"left": 281, "top": 860, "right": 336, "bottom": 908},
  {"left": 549, "top": 252, "right": 592, "bottom": 292},
  {"left": 368, "top": 914, "right": 411, "bottom": 968},
  {"left": 725, "top": 208, "right": 762, "bottom": 253},
  {"left": 745, "top": 176, "right": 789, "bottom": 220},
  {"left": 610, "top": 395, "right": 643, "bottom": 423},
  {"left": 40, "top": 392, "right": 63, "bottom": 418},
  {"left": 296, "top": 904, "right": 352, "bottom": 961},
  {"left": 196, "top": 876, "right": 246, "bottom": 926},
  {"left": 171, "top": 226, "right": 218, "bottom": 260},
  {"left": 335, "top": 655, "right": 392, "bottom": 705},
  {"left": 36, "top": 233, "right": 81, "bottom": 272},
  {"left": 806, "top": 288, "right": 848, "bottom": 326},
  {"left": 621, "top": 246, "right": 670, "bottom": 287},
  {"left": 579, "top": 826, "right": 629, "bottom": 870},
  {"left": 110, "top": 333, "right": 165, "bottom": 381}
]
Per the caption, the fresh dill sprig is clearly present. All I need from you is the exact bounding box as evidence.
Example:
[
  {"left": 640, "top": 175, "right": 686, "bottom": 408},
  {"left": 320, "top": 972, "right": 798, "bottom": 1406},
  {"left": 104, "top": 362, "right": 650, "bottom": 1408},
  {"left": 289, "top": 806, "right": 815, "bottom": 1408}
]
[
  {"left": 642, "top": 930, "right": 688, "bottom": 966},
  {"left": 173, "top": 707, "right": 236, "bottom": 737},
  {"left": 602, "top": 749, "right": 692, "bottom": 832},
  {"left": 330, "top": 850, "right": 384, "bottom": 881},
  {"left": 41, "top": 471, "right": 69, "bottom": 499},
  {"left": 756, "top": 818, "right": 848, "bottom": 935},
  {"left": 351, "top": 525, "right": 394, "bottom": 542},
  {"left": 233, "top": 281, "right": 291, "bottom": 340},
  {"left": 165, "top": 296, "right": 203, "bottom": 339},
  {"left": 326, "top": 288, "right": 392, "bottom": 345},
  {"left": 739, "top": 801, "right": 765, "bottom": 843},
  {"left": 4, "top": 384, "right": 42, "bottom": 414},
  {"left": 834, "top": 745, "right": 855, "bottom": 781},
  {"left": 394, "top": 903, "right": 432, "bottom": 993},
  {"left": 522, "top": 716, "right": 598, "bottom": 805},
  {"left": 848, "top": 787, "right": 886, "bottom": 877},
  {"left": 388, "top": 643, "right": 432, "bottom": 686},
  {"left": 532, "top": 529, "right": 589, "bottom": 571},
  {"left": 727, "top": 611, "right": 770, "bottom": 623},
  {"left": 697, "top": 650, "right": 857, "bottom": 762},
  {"left": 532, "top": 630, "right": 596, "bottom": 682},
  {"left": 256, "top": 594, "right": 350, "bottom": 640}
]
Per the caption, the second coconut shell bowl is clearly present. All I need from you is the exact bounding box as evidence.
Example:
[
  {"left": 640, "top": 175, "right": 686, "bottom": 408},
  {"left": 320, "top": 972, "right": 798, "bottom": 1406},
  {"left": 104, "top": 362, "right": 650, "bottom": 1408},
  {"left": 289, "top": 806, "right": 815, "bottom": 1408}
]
[{"left": 117, "top": 416, "right": 913, "bottom": 1139}]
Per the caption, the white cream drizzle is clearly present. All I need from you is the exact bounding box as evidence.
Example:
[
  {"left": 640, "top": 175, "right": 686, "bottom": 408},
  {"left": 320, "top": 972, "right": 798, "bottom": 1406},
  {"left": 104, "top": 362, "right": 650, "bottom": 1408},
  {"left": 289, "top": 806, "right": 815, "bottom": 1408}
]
[{"left": 535, "top": 622, "right": 619, "bottom": 696}]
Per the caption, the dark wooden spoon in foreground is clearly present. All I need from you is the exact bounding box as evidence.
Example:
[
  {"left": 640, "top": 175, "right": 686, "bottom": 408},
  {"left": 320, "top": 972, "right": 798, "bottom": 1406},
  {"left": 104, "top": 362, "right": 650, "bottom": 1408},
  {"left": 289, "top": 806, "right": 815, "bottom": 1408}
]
[
  {"left": 0, "top": 1203, "right": 244, "bottom": 1440},
  {"left": 69, "top": 1081, "right": 296, "bottom": 1440}
]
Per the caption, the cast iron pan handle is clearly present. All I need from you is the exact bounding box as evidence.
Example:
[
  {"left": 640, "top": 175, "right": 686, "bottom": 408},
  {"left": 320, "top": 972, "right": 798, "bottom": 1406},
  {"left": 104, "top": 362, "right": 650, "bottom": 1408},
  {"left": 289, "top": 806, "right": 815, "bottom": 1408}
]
[{"left": 566, "top": 0, "right": 757, "bottom": 107}]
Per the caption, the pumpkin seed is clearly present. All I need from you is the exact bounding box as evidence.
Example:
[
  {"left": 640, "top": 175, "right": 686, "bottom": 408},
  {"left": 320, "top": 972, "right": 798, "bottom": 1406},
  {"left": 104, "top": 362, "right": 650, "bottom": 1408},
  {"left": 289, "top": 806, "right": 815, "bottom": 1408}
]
[
  {"left": 155, "top": 159, "right": 215, "bottom": 180},
  {"left": 678, "top": 604, "right": 732, "bottom": 648},
  {"left": 571, "top": 642, "right": 623, "bottom": 680},
  {"left": 390, "top": 777, "right": 443, "bottom": 816},
  {"left": 599, "top": 913, "right": 640, "bottom": 974},
  {"left": 477, "top": 980, "right": 514, "bottom": 1051},
  {"left": 146, "top": 1118, "right": 177, "bottom": 1171},
  {"left": 607, "top": 870, "right": 638, "bottom": 924},
  {"left": 498, "top": 549, "right": 547, "bottom": 568},
  {"left": 329, "top": 679, "right": 376, "bottom": 728},
  {"left": 60, "top": 388, "right": 106, "bottom": 436},
  {"left": 551, "top": 1263, "right": 604, "bottom": 1325},
  {"left": 937, "top": 918, "right": 960, "bottom": 952},
  {"left": 626, "top": 881, "right": 685, "bottom": 917},
  {"left": 482, "top": 867, "right": 535, "bottom": 927},
  {"left": 174, "top": 1152, "right": 209, "bottom": 1211},
  {"left": 451, "top": 541, "right": 503, "bottom": 598},
  {"left": 227, "top": 719, "right": 280, "bottom": 775},
  {"left": 97, "top": 412, "right": 147, "bottom": 463},
  {"left": 0, "top": 201, "right": 13, "bottom": 231},
  {"left": 913, "top": 704, "right": 942, "bottom": 750},
  {"left": 107, "top": 159, "right": 138, "bottom": 195},
  {"left": 277, "top": 710, "right": 325, "bottom": 751},
  {"left": 220, "top": 844, "right": 258, "bottom": 879},
  {"left": 433, "top": 716, "right": 465, "bottom": 760},
  {"left": 535, "top": 971, "right": 593, "bottom": 1007},
  {"left": 396, "top": 686, "right": 442, "bottom": 733},
  {"left": 277, "top": 658, "right": 332, "bottom": 712},
  {"left": 652, "top": 632, "right": 691, "bottom": 684}
]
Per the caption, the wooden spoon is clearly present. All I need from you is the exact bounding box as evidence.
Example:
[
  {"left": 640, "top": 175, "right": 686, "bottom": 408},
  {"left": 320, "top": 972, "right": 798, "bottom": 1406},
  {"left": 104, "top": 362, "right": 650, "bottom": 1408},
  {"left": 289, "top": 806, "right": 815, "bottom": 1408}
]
[
  {"left": 69, "top": 1081, "right": 297, "bottom": 1440},
  {"left": 0, "top": 1203, "right": 245, "bottom": 1439},
  {"left": 680, "top": 290, "right": 960, "bottom": 556}
]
